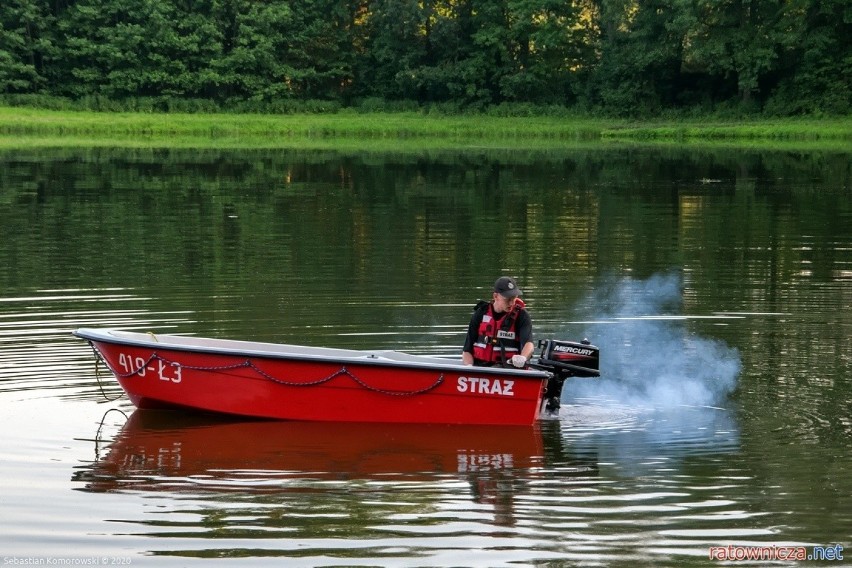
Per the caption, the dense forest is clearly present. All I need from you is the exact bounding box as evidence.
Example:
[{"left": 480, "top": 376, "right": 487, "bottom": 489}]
[{"left": 0, "top": 0, "right": 849, "bottom": 116}]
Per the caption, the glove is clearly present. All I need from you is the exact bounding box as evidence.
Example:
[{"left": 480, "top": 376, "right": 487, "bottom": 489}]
[{"left": 510, "top": 355, "right": 527, "bottom": 368}]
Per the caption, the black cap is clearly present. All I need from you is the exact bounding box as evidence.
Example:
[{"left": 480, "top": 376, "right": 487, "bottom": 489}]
[{"left": 494, "top": 276, "right": 521, "bottom": 298}]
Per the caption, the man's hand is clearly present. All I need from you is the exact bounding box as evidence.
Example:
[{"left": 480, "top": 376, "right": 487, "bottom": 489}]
[{"left": 510, "top": 354, "right": 527, "bottom": 368}]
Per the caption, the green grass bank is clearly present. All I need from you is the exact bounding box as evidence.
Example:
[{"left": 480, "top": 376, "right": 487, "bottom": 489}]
[{"left": 0, "top": 107, "right": 849, "bottom": 150}]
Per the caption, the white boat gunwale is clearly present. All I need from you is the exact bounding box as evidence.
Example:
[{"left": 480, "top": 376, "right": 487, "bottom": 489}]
[{"left": 73, "top": 328, "right": 551, "bottom": 379}]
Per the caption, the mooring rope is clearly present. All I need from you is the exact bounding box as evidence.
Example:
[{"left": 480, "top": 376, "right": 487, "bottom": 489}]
[
  {"left": 86, "top": 341, "right": 444, "bottom": 397},
  {"left": 92, "top": 407, "right": 129, "bottom": 461},
  {"left": 89, "top": 343, "right": 127, "bottom": 403}
]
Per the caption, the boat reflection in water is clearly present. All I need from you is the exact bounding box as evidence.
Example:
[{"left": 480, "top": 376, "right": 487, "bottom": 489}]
[
  {"left": 79, "top": 409, "right": 551, "bottom": 483},
  {"left": 74, "top": 410, "right": 600, "bottom": 529},
  {"left": 79, "top": 411, "right": 541, "bottom": 484}
]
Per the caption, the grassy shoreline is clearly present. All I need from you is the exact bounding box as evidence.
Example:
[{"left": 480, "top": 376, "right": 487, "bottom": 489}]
[{"left": 1, "top": 106, "right": 849, "bottom": 150}]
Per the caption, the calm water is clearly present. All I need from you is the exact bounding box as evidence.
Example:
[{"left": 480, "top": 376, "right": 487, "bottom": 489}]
[{"left": 0, "top": 145, "right": 849, "bottom": 566}]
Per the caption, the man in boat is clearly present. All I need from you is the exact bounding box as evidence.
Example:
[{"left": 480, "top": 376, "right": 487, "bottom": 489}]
[{"left": 462, "top": 276, "right": 535, "bottom": 368}]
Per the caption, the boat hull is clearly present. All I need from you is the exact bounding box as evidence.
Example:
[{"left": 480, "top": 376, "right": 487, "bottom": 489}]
[{"left": 75, "top": 328, "right": 550, "bottom": 425}]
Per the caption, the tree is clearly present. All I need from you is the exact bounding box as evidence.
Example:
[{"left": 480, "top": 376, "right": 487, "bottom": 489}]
[
  {"left": 0, "top": 0, "right": 53, "bottom": 93},
  {"left": 407, "top": 0, "right": 514, "bottom": 107},
  {"left": 765, "top": 0, "right": 851, "bottom": 114},
  {"left": 679, "top": 0, "right": 797, "bottom": 106},
  {"left": 501, "top": 0, "right": 593, "bottom": 104},
  {"left": 356, "top": 0, "right": 426, "bottom": 101},
  {"left": 55, "top": 0, "right": 223, "bottom": 100},
  {"left": 584, "top": 0, "right": 694, "bottom": 114},
  {"left": 278, "top": 0, "right": 360, "bottom": 100},
  {"left": 211, "top": 0, "right": 297, "bottom": 101},
  {"left": 0, "top": 0, "right": 848, "bottom": 114}
]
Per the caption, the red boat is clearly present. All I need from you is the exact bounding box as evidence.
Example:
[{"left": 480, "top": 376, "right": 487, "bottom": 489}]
[{"left": 73, "top": 328, "right": 599, "bottom": 425}]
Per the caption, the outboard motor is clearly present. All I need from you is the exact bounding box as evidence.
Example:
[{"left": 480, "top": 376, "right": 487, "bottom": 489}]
[{"left": 531, "top": 338, "right": 600, "bottom": 414}]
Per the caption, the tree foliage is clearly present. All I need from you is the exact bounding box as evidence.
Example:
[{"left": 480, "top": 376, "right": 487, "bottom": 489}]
[{"left": 0, "top": 0, "right": 848, "bottom": 115}]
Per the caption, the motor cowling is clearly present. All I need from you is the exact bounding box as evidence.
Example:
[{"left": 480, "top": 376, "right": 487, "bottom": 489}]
[
  {"left": 528, "top": 338, "right": 600, "bottom": 415},
  {"left": 535, "top": 338, "right": 600, "bottom": 378},
  {"left": 530, "top": 338, "right": 599, "bottom": 415}
]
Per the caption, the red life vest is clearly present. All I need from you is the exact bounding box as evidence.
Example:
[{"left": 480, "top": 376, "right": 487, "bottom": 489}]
[{"left": 472, "top": 299, "right": 526, "bottom": 365}]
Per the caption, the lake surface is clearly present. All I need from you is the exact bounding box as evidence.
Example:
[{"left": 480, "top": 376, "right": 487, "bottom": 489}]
[{"left": 0, "top": 145, "right": 849, "bottom": 567}]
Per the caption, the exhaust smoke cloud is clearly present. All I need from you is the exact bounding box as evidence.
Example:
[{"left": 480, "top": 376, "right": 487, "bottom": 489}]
[{"left": 562, "top": 273, "right": 741, "bottom": 409}]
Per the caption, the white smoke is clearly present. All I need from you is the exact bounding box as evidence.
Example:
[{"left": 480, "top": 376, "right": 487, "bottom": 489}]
[{"left": 562, "top": 273, "right": 741, "bottom": 409}]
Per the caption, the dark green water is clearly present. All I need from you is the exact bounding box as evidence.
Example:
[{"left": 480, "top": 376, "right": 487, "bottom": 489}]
[{"left": 0, "top": 146, "right": 849, "bottom": 566}]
